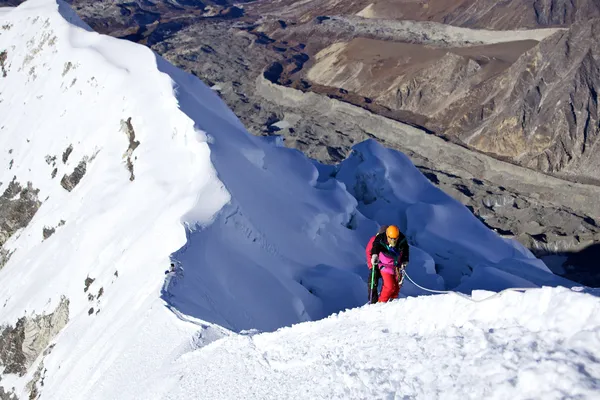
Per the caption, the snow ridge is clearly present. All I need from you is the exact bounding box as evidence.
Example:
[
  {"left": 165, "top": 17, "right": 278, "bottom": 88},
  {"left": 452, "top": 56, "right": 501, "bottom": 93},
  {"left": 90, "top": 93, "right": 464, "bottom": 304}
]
[{"left": 147, "top": 287, "right": 600, "bottom": 400}]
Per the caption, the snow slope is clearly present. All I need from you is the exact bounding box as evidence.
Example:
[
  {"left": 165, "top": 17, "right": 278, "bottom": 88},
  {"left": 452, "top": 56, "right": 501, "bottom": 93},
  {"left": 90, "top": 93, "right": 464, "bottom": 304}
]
[
  {"left": 0, "top": 1, "right": 596, "bottom": 399},
  {"left": 145, "top": 287, "right": 600, "bottom": 400}
]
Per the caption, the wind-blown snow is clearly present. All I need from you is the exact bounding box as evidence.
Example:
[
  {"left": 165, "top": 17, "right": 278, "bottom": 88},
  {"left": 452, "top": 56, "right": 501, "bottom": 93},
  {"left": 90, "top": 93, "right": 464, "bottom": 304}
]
[
  {"left": 0, "top": 1, "right": 597, "bottom": 399},
  {"left": 145, "top": 287, "right": 600, "bottom": 400}
]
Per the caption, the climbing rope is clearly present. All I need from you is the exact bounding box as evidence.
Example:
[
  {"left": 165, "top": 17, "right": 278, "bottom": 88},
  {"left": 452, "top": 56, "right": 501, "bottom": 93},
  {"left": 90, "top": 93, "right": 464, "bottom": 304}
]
[{"left": 402, "top": 270, "right": 533, "bottom": 303}]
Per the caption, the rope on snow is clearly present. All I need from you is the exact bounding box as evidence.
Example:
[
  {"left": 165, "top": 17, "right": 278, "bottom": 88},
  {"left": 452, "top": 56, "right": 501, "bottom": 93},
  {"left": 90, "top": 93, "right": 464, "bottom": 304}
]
[{"left": 402, "top": 270, "right": 533, "bottom": 303}]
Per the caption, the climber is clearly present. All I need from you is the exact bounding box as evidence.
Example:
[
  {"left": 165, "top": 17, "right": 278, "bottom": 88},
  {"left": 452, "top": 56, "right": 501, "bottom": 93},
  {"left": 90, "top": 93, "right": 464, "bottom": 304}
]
[{"left": 366, "top": 225, "right": 409, "bottom": 303}]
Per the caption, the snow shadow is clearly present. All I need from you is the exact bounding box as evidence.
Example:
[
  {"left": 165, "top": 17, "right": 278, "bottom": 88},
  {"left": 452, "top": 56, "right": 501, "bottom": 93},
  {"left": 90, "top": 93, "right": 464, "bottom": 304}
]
[
  {"left": 542, "top": 242, "right": 600, "bottom": 288},
  {"left": 154, "top": 54, "right": 370, "bottom": 333},
  {"left": 162, "top": 206, "right": 367, "bottom": 333}
]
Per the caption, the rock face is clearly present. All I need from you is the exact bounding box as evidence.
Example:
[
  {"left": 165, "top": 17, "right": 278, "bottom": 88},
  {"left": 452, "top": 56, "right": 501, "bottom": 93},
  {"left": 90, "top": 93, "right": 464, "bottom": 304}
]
[
  {"left": 250, "top": 0, "right": 600, "bottom": 30},
  {"left": 360, "top": 0, "right": 600, "bottom": 29},
  {"left": 438, "top": 19, "right": 600, "bottom": 183},
  {"left": 0, "top": 296, "right": 69, "bottom": 377},
  {"left": 0, "top": 179, "right": 41, "bottom": 269},
  {"left": 0, "top": 385, "right": 17, "bottom": 400},
  {"left": 0, "top": 317, "right": 26, "bottom": 376},
  {"left": 304, "top": 38, "right": 538, "bottom": 115},
  {"left": 22, "top": 297, "right": 69, "bottom": 367},
  {"left": 60, "top": 160, "right": 87, "bottom": 192}
]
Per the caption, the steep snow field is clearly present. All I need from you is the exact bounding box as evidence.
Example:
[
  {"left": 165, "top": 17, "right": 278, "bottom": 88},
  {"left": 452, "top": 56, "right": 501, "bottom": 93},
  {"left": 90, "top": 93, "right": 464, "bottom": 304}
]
[{"left": 0, "top": 1, "right": 598, "bottom": 399}]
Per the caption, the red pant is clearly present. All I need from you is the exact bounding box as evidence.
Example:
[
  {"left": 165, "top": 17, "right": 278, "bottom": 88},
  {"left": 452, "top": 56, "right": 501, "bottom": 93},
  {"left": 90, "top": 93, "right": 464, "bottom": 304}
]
[{"left": 378, "top": 272, "right": 399, "bottom": 302}]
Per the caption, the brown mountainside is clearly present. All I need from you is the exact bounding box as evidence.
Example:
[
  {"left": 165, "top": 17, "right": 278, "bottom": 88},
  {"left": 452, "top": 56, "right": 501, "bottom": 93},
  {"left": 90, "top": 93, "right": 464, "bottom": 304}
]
[
  {"left": 438, "top": 18, "right": 600, "bottom": 182},
  {"left": 252, "top": 0, "right": 600, "bottom": 29},
  {"left": 354, "top": 0, "right": 600, "bottom": 29}
]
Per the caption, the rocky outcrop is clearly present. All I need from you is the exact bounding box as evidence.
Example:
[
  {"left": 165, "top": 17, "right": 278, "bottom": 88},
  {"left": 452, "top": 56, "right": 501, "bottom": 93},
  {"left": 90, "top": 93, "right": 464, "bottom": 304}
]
[
  {"left": 0, "top": 179, "right": 41, "bottom": 269},
  {"left": 0, "top": 383, "right": 18, "bottom": 400},
  {"left": 121, "top": 117, "right": 139, "bottom": 181},
  {"left": 0, "top": 249, "right": 10, "bottom": 271},
  {"left": 0, "top": 317, "right": 26, "bottom": 375},
  {"left": 21, "top": 298, "right": 69, "bottom": 370},
  {"left": 60, "top": 160, "right": 87, "bottom": 192},
  {"left": 0, "top": 296, "right": 69, "bottom": 376},
  {"left": 0, "top": 50, "right": 7, "bottom": 78},
  {"left": 25, "top": 360, "right": 46, "bottom": 400},
  {"left": 532, "top": 0, "right": 600, "bottom": 26},
  {"left": 62, "top": 144, "right": 73, "bottom": 164}
]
